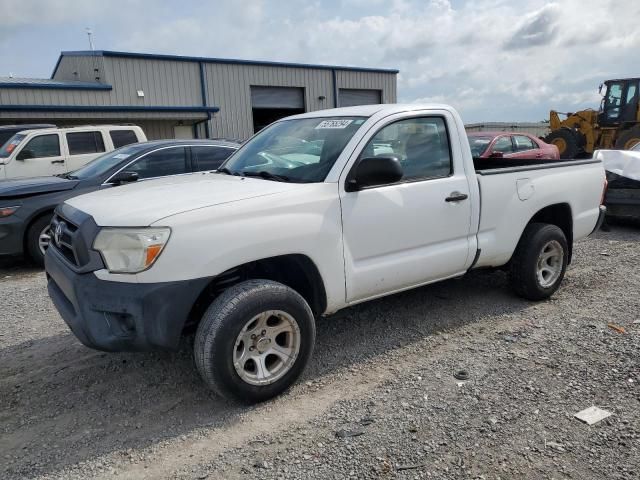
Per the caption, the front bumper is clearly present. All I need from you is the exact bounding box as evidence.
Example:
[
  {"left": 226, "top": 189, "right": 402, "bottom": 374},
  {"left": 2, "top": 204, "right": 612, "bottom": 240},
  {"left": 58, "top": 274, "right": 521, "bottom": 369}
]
[{"left": 45, "top": 246, "right": 209, "bottom": 352}]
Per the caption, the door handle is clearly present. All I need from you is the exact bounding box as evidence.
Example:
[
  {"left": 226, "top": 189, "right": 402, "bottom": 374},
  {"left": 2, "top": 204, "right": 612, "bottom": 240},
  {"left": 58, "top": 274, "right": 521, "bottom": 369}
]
[
  {"left": 445, "top": 192, "right": 468, "bottom": 202},
  {"left": 51, "top": 160, "right": 65, "bottom": 164}
]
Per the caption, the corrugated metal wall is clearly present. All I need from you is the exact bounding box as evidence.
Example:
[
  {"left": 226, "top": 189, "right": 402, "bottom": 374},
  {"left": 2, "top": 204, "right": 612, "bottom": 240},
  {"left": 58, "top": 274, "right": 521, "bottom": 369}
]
[
  {"left": 1, "top": 53, "right": 398, "bottom": 141},
  {"left": 335, "top": 70, "right": 397, "bottom": 104},
  {"left": 53, "top": 55, "right": 106, "bottom": 84},
  {"left": 0, "top": 85, "right": 111, "bottom": 106},
  {"left": 1, "top": 55, "right": 203, "bottom": 111},
  {"left": 204, "top": 64, "right": 398, "bottom": 140},
  {"left": 0, "top": 113, "right": 180, "bottom": 141},
  {"left": 203, "top": 63, "right": 335, "bottom": 140},
  {"left": 105, "top": 57, "right": 202, "bottom": 106}
]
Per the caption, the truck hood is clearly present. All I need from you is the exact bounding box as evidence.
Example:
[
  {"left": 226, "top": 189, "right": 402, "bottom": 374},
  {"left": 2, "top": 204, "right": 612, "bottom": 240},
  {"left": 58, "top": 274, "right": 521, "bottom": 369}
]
[
  {"left": 0, "top": 175, "right": 79, "bottom": 199},
  {"left": 65, "top": 172, "right": 302, "bottom": 226}
]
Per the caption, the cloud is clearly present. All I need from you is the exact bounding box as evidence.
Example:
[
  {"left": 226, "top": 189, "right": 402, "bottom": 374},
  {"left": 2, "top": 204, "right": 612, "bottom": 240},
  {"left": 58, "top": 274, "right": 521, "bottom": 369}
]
[
  {"left": 0, "top": 0, "right": 125, "bottom": 26},
  {"left": 504, "top": 4, "right": 559, "bottom": 50},
  {"left": 1, "top": 0, "right": 639, "bottom": 122}
]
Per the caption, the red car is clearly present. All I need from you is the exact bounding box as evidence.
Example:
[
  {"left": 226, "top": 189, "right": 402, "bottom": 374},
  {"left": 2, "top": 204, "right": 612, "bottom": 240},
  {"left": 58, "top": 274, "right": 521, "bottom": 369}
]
[{"left": 468, "top": 132, "right": 560, "bottom": 160}]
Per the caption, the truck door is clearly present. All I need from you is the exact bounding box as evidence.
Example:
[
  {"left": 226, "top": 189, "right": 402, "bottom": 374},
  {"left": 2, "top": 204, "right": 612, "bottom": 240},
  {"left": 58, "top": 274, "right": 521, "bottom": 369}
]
[
  {"left": 340, "top": 113, "right": 474, "bottom": 303},
  {"left": 5, "top": 133, "right": 65, "bottom": 178}
]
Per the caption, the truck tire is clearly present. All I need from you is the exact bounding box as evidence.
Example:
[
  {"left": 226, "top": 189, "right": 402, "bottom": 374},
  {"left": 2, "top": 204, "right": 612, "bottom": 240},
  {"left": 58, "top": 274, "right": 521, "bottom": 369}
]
[
  {"left": 614, "top": 126, "right": 640, "bottom": 150},
  {"left": 194, "top": 279, "right": 315, "bottom": 403},
  {"left": 545, "top": 129, "right": 582, "bottom": 159},
  {"left": 509, "top": 223, "right": 568, "bottom": 301},
  {"left": 26, "top": 214, "right": 53, "bottom": 267}
]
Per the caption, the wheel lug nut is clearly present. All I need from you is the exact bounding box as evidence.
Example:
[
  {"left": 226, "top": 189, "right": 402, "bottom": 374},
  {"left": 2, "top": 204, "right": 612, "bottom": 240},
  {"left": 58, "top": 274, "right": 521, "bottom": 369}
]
[
  {"left": 249, "top": 346, "right": 255, "bottom": 351},
  {"left": 251, "top": 334, "right": 256, "bottom": 339},
  {"left": 261, "top": 330, "right": 266, "bottom": 335}
]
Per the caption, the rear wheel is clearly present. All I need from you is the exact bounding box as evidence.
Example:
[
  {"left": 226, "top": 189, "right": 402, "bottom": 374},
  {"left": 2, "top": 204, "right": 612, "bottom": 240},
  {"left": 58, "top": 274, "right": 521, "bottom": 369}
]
[
  {"left": 194, "top": 279, "right": 315, "bottom": 403},
  {"left": 509, "top": 223, "right": 568, "bottom": 301},
  {"left": 26, "top": 214, "right": 53, "bottom": 267},
  {"left": 545, "top": 129, "right": 582, "bottom": 159},
  {"left": 614, "top": 126, "right": 640, "bottom": 150}
]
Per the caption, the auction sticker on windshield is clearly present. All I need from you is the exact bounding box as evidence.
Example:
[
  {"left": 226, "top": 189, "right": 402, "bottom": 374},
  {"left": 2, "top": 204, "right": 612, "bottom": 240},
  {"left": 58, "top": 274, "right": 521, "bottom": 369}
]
[{"left": 315, "top": 119, "right": 354, "bottom": 129}]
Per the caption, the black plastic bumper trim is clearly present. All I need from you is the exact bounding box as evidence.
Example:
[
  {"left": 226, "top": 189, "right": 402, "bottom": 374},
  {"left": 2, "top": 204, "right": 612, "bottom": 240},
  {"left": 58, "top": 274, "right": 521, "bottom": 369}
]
[{"left": 45, "top": 245, "right": 210, "bottom": 352}]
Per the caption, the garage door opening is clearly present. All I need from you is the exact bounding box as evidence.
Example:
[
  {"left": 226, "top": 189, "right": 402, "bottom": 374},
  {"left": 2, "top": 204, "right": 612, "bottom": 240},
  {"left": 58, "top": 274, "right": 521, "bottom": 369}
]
[{"left": 251, "top": 86, "right": 305, "bottom": 133}]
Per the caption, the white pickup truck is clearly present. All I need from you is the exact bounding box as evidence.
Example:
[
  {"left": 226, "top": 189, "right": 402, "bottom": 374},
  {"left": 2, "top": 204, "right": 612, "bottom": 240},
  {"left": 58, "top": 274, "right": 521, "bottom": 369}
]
[{"left": 44, "top": 104, "right": 607, "bottom": 403}]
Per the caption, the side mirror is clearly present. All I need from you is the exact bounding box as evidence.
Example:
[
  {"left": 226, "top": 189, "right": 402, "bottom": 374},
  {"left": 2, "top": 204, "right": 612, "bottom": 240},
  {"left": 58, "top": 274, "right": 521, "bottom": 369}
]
[
  {"left": 16, "top": 149, "right": 34, "bottom": 160},
  {"left": 347, "top": 155, "right": 403, "bottom": 191},
  {"left": 111, "top": 171, "right": 139, "bottom": 185},
  {"left": 489, "top": 151, "right": 504, "bottom": 158}
]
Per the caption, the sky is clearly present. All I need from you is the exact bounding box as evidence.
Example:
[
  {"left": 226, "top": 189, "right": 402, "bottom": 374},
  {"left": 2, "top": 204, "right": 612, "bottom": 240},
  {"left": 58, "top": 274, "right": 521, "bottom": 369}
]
[{"left": 1, "top": 0, "right": 638, "bottom": 123}]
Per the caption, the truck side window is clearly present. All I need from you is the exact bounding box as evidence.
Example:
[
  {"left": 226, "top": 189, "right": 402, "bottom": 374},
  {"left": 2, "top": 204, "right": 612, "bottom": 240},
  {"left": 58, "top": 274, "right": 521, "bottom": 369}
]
[
  {"left": 18, "top": 134, "right": 60, "bottom": 159},
  {"left": 127, "top": 147, "right": 187, "bottom": 179},
  {"left": 361, "top": 117, "right": 452, "bottom": 181}
]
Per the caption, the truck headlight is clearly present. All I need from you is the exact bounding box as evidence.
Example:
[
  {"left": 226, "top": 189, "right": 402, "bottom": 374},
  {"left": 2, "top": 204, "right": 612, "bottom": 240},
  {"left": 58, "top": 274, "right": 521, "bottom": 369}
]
[{"left": 93, "top": 227, "right": 171, "bottom": 273}]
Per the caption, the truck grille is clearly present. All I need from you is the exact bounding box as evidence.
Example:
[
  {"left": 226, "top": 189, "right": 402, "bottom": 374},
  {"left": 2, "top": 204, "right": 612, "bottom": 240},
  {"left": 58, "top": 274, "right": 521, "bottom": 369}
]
[
  {"left": 49, "top": 214, "right": 81, "bottom": 266},
  {"left": 47, "top": 205, "right": 104, "bottom": 273}
]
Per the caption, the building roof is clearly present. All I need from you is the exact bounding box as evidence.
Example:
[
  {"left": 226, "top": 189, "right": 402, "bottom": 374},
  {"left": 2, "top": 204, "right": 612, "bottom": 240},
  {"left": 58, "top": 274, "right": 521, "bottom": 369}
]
[
  {"left": 52, "top": 50, "right": 400, "bottom": 78},
  {"left": 0, "top": 77, "right": 112, "bottom": 90}
]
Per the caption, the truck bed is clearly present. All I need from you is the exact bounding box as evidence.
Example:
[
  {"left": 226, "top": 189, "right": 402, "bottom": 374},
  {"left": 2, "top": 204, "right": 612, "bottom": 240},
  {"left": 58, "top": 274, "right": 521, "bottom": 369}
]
[{"left": 472, "top": 158, "right": 604, "bottom": 269}]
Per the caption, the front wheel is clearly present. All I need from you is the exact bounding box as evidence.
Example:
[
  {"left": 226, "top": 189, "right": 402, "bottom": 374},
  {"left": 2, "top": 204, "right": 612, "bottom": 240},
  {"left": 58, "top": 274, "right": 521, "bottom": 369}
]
[
  {"left": 509, "top": 223, "right": 568, "bottom": 301},
  {"left": 194, "top": 279, "right": 315, "bottom": 403},
  {"left": 26, "top": 214, "right": 54, "bottom": 267}
]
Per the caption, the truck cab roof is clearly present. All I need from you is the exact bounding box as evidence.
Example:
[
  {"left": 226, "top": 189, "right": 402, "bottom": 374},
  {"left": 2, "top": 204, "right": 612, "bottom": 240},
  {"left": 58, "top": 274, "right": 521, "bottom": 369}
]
[{"left": 286, "top": 103, "right": 456, "bottom": 119}]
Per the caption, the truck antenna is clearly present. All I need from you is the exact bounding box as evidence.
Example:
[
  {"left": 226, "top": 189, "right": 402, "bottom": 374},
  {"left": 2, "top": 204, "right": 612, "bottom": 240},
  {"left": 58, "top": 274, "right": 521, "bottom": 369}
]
[{"left": 86, "top": 27, "right": 94, "bottom": 51}]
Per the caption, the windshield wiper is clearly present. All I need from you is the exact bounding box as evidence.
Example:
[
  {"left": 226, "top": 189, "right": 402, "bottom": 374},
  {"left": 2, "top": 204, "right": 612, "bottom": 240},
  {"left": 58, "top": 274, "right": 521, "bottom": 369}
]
[
  {"left": 216, "top": 167, "right": 243, "bottom": 176},
  {"left": 241, "top": 170, "right": 291, "bottom": 182}
]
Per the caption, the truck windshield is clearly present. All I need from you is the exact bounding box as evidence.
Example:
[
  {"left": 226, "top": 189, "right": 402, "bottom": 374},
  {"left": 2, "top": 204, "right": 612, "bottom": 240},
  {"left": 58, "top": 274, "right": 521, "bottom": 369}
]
[
  {"left": 468, "top": 136, "right": 492, "bottom": 157},
  {"left": 220, "top": 116, "right": 367, "bottom": 183},
  {"left": 70, "top": 144, "right": 147, "bottom": 179},
  {"left": 0, "top": 134, "right": 26, "bottom": 158}
]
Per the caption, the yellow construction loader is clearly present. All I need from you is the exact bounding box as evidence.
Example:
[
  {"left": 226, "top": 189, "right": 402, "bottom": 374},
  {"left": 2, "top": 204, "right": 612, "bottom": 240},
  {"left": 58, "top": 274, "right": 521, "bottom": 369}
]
[{"left": 545, "top": 78, "right": 640, "bottom": 158}]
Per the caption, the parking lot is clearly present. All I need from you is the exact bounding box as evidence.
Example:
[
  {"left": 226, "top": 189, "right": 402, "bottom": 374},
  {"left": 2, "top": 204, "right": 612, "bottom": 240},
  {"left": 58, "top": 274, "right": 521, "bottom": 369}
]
[{"left": 0, "top": 226, "right": 637, "bottom": 480}]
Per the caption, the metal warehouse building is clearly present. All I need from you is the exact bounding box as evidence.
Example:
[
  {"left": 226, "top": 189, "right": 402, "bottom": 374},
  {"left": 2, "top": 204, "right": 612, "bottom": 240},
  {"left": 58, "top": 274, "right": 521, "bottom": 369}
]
[{"left": 0, "top": 50, "right": 398, "bottom": 140}]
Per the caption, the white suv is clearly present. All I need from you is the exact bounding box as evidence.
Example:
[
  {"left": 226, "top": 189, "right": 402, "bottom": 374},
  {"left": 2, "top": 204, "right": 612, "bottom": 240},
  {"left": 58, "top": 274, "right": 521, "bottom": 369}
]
[{"left": 0, "top": 125, "right": 146, "bottom": 179}]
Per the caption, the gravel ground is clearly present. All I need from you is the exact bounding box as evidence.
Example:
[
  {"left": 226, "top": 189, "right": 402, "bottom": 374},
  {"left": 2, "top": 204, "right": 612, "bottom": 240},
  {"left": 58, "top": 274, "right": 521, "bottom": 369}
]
[{"left": 1, "top": 226, "right": 638, "bottom": 480}]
